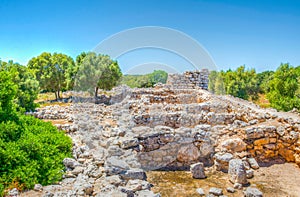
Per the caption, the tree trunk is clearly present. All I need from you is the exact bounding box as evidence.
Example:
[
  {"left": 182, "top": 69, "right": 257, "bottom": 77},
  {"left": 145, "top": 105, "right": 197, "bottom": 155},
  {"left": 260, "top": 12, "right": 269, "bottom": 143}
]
[
  {"left": 57, "top": 90, "right": 61, "bottom": 100},
  {"left": 95, "top": 87, "right": 99, "bottom": 98},
  {"left": 54, "top": 91, "right": 58, "bottom": 101}
]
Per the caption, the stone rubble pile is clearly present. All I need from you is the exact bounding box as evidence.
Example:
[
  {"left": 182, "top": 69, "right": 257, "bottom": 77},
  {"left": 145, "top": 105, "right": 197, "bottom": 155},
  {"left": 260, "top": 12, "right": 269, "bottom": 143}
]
[
  {"left": 24, "top": 85, "right": 300, "bottom": 196},
  {"left": 32, "top": 105, "right": 72, "bottom": 120}
]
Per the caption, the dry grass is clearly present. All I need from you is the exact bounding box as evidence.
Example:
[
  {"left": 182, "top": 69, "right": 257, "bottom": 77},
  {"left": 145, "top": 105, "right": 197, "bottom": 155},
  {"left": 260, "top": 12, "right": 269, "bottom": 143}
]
[
  {"left": 43, "top": 119, "right": 69, "bottom": 125},
  {"left": 39, "top": 102, "right": 71, "bottom": 108},
  {"left": 35, "top": 92, "right": 56, "bottom": 103},
  {"left": 255, "top": 94, "right": 271, "bottom": 108},
  {"left": 35, "top": 90, "right": 114, "bottom": 108},
  {"left": 35, "top": 92, "right": 72, "bottom": 108}
]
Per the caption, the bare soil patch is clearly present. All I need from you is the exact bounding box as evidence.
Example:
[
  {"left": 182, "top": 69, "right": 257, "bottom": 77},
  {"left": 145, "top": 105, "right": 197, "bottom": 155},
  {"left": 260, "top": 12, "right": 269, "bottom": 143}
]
[{"left": 147, "top": 163, "right": 300, "bottom": 197}]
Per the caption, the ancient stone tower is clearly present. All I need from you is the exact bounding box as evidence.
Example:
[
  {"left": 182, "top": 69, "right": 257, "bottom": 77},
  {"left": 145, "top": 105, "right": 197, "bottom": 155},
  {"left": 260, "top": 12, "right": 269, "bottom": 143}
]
[{"left": 166, "top": 69, "right": 209, "bottom": 90}]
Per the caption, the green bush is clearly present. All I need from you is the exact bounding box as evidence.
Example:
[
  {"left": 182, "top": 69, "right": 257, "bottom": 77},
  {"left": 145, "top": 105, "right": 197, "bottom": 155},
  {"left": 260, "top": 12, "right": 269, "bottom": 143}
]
[
  {"left": 267, "top": 63, "right": 300, "bottom": 111},
  {"left": 0, "top": 115, "right": 72, "bottom": 192},
  {"left": 0, "top": 69, "right": 72, "bottom": 193},
  {"left": 0, "top": 184, "right": 4, "bottom": 196},
  {"left": 0, "top": 61, "right": 39, "bottom": 112}
]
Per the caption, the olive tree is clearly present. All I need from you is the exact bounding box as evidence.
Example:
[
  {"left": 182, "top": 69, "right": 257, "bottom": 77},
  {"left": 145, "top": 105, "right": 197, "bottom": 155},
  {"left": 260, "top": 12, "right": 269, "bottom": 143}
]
[
  {"left": 27, "top": 52, "right": 76, "bottom": 100},
  {"left": 74, "top": 52, "right": 122, "bottom": 97}
]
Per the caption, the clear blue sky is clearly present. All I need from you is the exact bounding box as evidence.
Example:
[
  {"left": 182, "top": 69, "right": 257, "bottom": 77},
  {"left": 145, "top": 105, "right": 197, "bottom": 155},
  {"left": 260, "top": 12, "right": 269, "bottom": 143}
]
[{"left": 1, "top": 0, "right": 300, "bottom": 73}]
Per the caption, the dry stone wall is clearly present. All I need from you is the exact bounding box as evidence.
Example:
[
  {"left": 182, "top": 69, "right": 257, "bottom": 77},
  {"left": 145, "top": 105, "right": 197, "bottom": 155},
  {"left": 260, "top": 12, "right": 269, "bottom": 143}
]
[
  {"left": 166, "top": 69, "right": 209, "bottom": 90},
  {"left": 244, "top": 121, "right": 300, "bottom": 163}
]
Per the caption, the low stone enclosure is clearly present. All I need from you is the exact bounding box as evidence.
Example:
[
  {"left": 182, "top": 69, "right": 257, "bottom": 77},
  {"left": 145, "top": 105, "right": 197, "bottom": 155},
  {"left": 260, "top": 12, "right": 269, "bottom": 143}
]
[{"left": 29, "top": 84, "right": 300, "bottom": 196}]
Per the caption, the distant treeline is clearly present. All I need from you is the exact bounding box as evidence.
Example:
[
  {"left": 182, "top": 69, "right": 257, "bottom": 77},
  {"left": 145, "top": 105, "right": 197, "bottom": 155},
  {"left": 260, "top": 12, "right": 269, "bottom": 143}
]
[
  {"left": 0, "top": 52, "right": 168, "bottom": 107},
  {"left": 209, "top": 64, "right": 300, "bottom": 111},
  {"left": 1, "top": 51, "right": 299, "bottom": 112},
  {"left": 120, "top": 70, "right": 168, "bottom": 88}
]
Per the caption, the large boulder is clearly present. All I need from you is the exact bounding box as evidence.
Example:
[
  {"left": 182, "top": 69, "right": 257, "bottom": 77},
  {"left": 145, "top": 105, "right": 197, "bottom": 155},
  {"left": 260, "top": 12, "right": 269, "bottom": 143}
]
[
  {"left": 190, "top": 162, "right": 206, "bottom": 179},
  {"left": 177, "top": 144, "right": 200, "bottom": 162},
  {"left": 214, "top": 152, "right": 233, "bottom": 172},
  {"left": 63, "top": 158, "right": 80, "bottom": 170},
  {"left": 247, "top": 158, "right": 260, "bottom": 169},
  {"left": 122, "top": 179, "right": 151, "bottom": 192},
  {"left": 105, "top": 156, "right": 130, "bottom": 175},
  {"left": 119, "top": 137, "right": 139, "bottom": 149},
  {"left": 199, "top": 141, "right": 215, "bottom": 158},
  {"left": 228, "top": 159, "right": 248, "bottom": 185},
  {"left": 221, "top": 138, "right": 246, "bottom": 153},
  {"left": 120, "top": 169, "right": 147, "bottom": 180}
]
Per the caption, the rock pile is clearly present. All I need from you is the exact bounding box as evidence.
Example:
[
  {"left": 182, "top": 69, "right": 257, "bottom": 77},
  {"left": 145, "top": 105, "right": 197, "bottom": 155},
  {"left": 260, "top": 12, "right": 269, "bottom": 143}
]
[
  {"left": 26, "top": 85, "right": 300, "bottom": 196},
  {"left": 32, "top": 105, "right": 72, "bottom": 120}
]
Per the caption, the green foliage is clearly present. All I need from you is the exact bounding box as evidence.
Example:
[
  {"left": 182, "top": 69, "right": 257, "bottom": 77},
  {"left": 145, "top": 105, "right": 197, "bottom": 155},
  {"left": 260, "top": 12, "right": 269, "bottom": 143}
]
[
  {"left": 208, "top": 71, "right": 225, "bottom": 95},
  {"left": 0, "top": 65, "right": 72, "bottom": 193},
  {"left": 149, "top": 70, "right": 168, "bottom": 85},
  {"left": 1, "top": 61, "right": 39, "bottom": 112},
  {"left": 209, "top": 66, "right": 259, "bottom": 100},
  {"left": 222, "top": 66, "right": 259, "bottom": 100},
  {"left": 208, "top": 71, "right": 218, "bottom": 93},
  {"left": 0, "top": 183, "right": 4, "bottom": 196},
  {"left": 27, "top": 52, "right": 76, "bottom": 100},
  {"left": 257, "top": 70, "right": 274, "bottom": 94},
  {"left": 267, "top": 63, "right": 300, "bottom": 111},
  {"left": 97, "top": 61, "right": 122, "bottom": 91},
  {"left": 76, "top": 52, "right": 87, "bottom": 67},
  {"left": 215, "top": 73, "right": 225, "bottom": 95},
  {"left": 121, "top": 70, "right": 168, "bottom": 88},
  {"left": 0, "top": 115, "right": 72, "bottom": 191},
  {"left": 75, "top": 52, "right": 122, "bottom": 97},
  {"left": 210, "top": 64, "right": 300, "bottom": 111},
  {"left": 27, "top": 52, "right": 51, "bottom": 90},
  {"left": 296, "top": 66, "right": 300, "bottom": 98},
  {"left": 121, "top": 74, "right": 151, "bottom": 88},
  {"left": 0, "top": 71, "right": 18, "bottom": 120}
]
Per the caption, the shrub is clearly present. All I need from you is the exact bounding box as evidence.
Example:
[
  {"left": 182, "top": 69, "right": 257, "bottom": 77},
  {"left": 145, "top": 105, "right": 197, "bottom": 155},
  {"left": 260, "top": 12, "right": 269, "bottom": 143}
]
[
  {"left": 0, "top": 115, "right": 72, "bottom": 192},
  {"left": 267, "top": 63, "right": 300, "bottom": 111}
]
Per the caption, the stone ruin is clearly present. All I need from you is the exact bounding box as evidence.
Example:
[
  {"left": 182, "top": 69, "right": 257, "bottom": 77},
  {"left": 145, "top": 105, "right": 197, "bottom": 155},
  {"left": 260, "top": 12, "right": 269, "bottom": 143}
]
[
  {"left": 69, "top": 70, "right": 210, "bottom": 106},
  {"left": 166, "top": 69, "right": 209, "bottom": 90},
  {"left": 30, "top": 88, "right": 300, "bottom": 196},
  {"left": 25, "top": 72, "right": 300, "bottom": 196}
]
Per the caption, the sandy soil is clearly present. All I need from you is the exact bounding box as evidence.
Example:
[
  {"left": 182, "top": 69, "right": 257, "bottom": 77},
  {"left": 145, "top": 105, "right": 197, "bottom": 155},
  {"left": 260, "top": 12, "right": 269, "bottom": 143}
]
[
  {"left": 147, "top": 163, "right": 300, "bottom": 197},
  {"left": 251, "top": 163, "right": 300, "bottom": 197}
]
